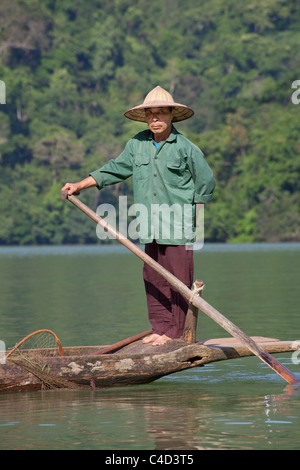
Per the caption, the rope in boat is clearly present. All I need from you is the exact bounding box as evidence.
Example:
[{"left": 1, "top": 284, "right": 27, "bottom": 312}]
[{"left": 189, "top": 281, "right": 205, "bottom": 305}]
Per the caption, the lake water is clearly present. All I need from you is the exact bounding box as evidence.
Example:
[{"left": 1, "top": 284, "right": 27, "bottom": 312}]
[{"left": 0, "top": 243, "right": 299, "bottom": 451}]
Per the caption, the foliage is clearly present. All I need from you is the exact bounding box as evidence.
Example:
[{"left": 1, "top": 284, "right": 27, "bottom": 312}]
[{"left": 0, "top": 0, "right": 299, "bottom": 244}]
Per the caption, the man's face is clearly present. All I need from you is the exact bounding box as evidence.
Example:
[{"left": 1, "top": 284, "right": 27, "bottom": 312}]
[{"left": 145, "top": 107, "right": 174, "bottom": 136}]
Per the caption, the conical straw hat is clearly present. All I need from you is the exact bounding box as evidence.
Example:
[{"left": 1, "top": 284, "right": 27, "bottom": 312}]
[{"left": 124, "top": 86, "right": 194, "bottom": 123}]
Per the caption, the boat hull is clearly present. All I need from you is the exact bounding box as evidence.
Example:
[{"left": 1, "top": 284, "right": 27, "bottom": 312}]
[{"left": 0, "top": 337, "right": 298, "bottom": 392}]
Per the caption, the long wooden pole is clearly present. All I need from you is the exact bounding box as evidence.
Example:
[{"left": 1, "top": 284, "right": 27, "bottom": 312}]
[{"left": 60, "top": 191, "right": 300, "bottom": 385}]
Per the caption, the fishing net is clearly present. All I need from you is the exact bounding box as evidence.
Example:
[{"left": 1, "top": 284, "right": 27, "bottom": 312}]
[
  {"left": 6, "top": 330, "right": 88, "bottom": 390},
  {"left": 6, "top": 329, "right": 64, "bottom": 360}
]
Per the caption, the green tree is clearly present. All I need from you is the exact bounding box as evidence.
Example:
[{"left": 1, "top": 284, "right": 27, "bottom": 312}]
[{"left": 0, "top": 0, "right": 299, "bottom": 245}]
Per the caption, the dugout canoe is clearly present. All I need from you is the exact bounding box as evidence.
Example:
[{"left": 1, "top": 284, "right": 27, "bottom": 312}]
[{"left": 0, "top": 336, "right": 299, "bottom": 392}]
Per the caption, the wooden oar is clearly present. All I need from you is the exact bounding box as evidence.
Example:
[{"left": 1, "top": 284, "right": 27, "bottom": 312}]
[
  {"left": 60, "top": 191, "right": 300, "bottom": 385},
  {"left": 92, "top": 330, "right": 152, "bottom": 355}
]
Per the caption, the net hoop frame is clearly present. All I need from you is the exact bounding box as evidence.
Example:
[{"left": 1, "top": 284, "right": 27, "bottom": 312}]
[{"left": 6, "top": 329, "right": 64, "bottom": 359}]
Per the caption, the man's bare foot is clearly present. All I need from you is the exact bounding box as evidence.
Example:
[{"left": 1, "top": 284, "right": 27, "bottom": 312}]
[
  {"left": 152, "top": 334, "right": 172, "bottom": 346},
  {"left": 142, "top": 333, "right": 160, "bottom": 344}
]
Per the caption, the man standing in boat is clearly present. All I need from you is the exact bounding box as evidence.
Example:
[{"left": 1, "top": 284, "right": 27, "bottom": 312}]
[{"left": 61, "top": 86, "right": 216, "bottom": 346}]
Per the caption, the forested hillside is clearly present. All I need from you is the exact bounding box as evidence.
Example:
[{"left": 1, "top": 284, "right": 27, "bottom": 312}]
[{"left": 0, "top": 0, "right": 299, "bottom": 245}]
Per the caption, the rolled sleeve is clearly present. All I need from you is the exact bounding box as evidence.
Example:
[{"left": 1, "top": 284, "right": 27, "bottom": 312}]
[
  {"left": 89, "top": 169, "right": 105, "bottom": 189},
  {"left": 193, "top": 173, "right": 216, "bottom": 203},
  {"left": 189, "top": 147, "right": 216, "bottom": 204}
]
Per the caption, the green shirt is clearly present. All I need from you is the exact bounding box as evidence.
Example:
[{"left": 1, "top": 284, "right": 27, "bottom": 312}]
[{"left": 90, "top": 126, "right": 216, "bottom": 245}]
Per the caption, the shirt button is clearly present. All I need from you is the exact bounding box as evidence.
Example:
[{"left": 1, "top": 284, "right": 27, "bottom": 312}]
[
  {"left": 153, "top": 192, "right": 157, "bottom": 196},
  {"left": 154, "top": 173, "right": 157, "bottom": 177}
]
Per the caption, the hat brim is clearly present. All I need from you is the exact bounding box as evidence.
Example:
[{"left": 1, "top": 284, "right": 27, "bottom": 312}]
[{"left": 124, "top": 102, "right": 194, "bottom": 123}]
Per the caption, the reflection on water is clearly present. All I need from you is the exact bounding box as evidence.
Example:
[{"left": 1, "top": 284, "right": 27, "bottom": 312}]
[
  {"left": 0, "top": 380, "right": 299, "bottom": 450},
  {"left": 0, "top": 244, "right": 299, "bottom": 450}
]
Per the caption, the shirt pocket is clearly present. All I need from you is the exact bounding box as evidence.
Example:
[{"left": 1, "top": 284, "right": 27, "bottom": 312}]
[
  {"left": 134, "top": 153, "right": 150, "bottom": 180},
  {"left": 166, "top": 155, "right": 186, "bottom": 186}
]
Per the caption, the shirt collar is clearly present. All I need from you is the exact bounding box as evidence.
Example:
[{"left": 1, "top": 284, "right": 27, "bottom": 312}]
[{"left": 166, "top": 126, "right": 179, "bottom": 142}]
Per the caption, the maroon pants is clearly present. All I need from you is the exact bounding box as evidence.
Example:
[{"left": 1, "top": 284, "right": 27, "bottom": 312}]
[{"left": 143, "top": 241, "right": 194, "bottom": 339}]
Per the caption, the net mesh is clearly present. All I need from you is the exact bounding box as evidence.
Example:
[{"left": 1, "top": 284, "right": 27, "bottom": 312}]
[{"left": 6, "top": 330, "right": 88, "bottom": 390}]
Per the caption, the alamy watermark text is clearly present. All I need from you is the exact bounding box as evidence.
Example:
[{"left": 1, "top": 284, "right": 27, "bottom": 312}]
[
  {"left": 95, "top": 196, "right": 204, "bottom": 250},
  {"left": 291, "top": 80, "right": 300, "bottom": 104},
  {"left": 0, "top": 80, "right": 6, "bottom": 104}
]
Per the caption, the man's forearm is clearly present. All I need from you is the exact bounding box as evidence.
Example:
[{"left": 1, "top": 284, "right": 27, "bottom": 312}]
[
  {"left": 77, "top": 176, "right": 97, "bottom": 191},
  {"left": 61, "top": 176, "right": 97, "bottom": 196}
]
